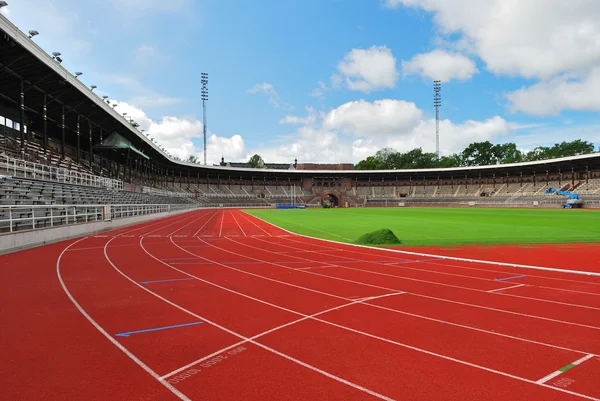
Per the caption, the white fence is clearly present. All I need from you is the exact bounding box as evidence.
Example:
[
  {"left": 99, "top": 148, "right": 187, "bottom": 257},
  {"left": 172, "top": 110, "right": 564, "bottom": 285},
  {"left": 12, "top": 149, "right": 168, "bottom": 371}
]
[
  {"left": 0, "top": 203, "right": 278, "bottom": 234},
  {"left": 0, "top": 155, "right": 123, "bottom": 190},
  {"left": 0, "top": 203, "right": 199, "bottom": 233}
]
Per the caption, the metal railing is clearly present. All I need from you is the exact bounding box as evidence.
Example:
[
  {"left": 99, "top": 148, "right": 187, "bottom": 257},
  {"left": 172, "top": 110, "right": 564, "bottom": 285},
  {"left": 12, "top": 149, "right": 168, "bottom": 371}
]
[
  {"left": 0, "top": 203, "right": 198, "bottom": 233},
  {"left": 0, "top": 155, "right": 123, "bottom": 190},
  {"left": 0, "top": 203, "right": 277, "bottom": 234}
]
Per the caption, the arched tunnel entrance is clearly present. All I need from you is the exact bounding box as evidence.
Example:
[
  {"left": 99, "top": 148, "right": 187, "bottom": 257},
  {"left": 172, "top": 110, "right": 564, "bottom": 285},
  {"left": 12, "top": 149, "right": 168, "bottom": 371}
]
[{"left": 322, "top": 193, "right": 340, "bottom": 208}]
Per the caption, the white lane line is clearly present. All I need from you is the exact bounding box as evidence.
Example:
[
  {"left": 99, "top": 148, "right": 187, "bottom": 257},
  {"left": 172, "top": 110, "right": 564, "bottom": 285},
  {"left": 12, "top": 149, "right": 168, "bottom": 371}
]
[
  {"left": 231, "top": 236, "right": 600, "bottom": 312},
  {"left": 536, "top": 354, "right": 596, "bottom": 384},
  {"left": 160, "top": 292, "right": 406, "bottom": 379},
  {"left": 108, "top": 238, "right": 394, "bottom": 401},
  {"left": 120, "top": 210, "right": 197, "bottom": 237},
  {"left": 57, "top": 237, "right": 192, "bottom": 401},
  {"left": 167, "top": 237, "right": 596, "bottom": 356},
  {"left": 236, "top": 210, "right": 273, "bottom": 236},
  {"left": 192, "top": 210, "right": 218, "bottom": 237},
  {"left": 218, "top": 237, "right": 600, "bottom": 330},
  {"left": 167, "top": 211, "right": 211, "bottom": 237},
  {"left": 230, "top": 210, "right": 247, "bottom": 237},
  {"left": 218, "top": 211, "right": 224, "bottom": 237},
  {"left": 488, "top": 284, "right": 526, "bottom": 293},
  {"left": 203, "top": 236, "right": 600, "bottom": 333},
  {"left": 145, "top": 237, "right": 598, "bottom": 401}
]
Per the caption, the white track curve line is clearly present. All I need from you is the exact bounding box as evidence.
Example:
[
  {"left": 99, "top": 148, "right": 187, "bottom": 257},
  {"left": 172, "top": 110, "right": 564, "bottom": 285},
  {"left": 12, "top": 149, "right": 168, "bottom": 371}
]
[
  {"left": 151, "top": 237, "right": 596, "bottom": 400},
  {"left": 169, "top": 237, "right": 596, "bottom": 355},
  {"left": 212, "top": 236, "right": 600, "bottom": 330},
  {"left": 192, "top": 210, "right": 219, "bottom": 237},
  {"left": 160, "top": 292, "right": 406, "bottom": 379},
  {"left": 235, "top": 209, "right": 272, "bottom": 236},
  {"left": 108, "top": 237, "right": 394, "bottom": 401},
  {"left": 229, "top": 210, "right": 247, "bottom": 237},
  {"left": 56, "top": 237, "right": 192, "bottom": 401},
  {"left": 226, "top": 236, "right": 600, "bottom": 312}
]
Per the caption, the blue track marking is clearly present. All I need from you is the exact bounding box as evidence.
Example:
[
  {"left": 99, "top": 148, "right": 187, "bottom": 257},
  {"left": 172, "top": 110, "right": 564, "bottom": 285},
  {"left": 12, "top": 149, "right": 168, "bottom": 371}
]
[
  {"left": 139, "top": 278, "right": 195, "bottom": 284},
  {"left": 494, "top": 275, "right": 526, "bottom": 281},
  {"left": 115, "top": 321, "right": 203, "bottom": 337}
]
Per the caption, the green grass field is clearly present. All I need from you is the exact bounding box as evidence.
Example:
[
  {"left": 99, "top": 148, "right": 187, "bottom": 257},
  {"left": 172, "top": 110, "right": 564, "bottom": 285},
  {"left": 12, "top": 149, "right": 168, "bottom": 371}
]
[{"left": 245, "top": 208, "right": 600, "bottom": 246}]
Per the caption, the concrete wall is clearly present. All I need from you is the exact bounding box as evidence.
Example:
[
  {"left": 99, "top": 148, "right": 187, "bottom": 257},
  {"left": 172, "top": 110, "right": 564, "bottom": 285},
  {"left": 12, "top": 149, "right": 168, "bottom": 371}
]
[{"left": 0, "top": 208, "right": 195, "bottom": 255}]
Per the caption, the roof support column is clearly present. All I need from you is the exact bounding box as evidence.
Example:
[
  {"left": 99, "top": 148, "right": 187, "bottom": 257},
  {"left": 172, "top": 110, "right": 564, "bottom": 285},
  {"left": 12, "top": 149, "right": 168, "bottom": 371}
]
[
  {"left": 61, "top": 105, "right": 66, "bottom": 159},
  {"left": 99, "top": 127, "right": 103, "bottom": 176},
  {"left": 559, "top": 169, "right": 562, "bottom": 187},
  {"left": 125, "top": 149, "right": 131, "bottom": 182},
  {"left": 20, "top": 79, "right": 25, "bottom": 158},
  {"left": 42, "top": 93, "right": 48, "bottom": 155},
  {"left": 76, "top": 115, "right": 81, "bottom": 164},
  {"left": 88, "top": 119, "right": 93, "bottom": 170}
]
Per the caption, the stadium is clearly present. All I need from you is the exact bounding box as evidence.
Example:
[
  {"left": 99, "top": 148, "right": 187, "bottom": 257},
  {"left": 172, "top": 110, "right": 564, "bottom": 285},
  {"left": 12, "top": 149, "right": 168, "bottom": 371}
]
[{"left": 2, "top": 6, "right": 600, "bottom": 401}]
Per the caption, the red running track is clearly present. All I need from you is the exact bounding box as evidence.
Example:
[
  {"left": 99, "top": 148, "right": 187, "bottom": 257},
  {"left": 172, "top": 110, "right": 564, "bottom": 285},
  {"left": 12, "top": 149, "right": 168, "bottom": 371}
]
[{"left": 2, "top": 209, "right": 600, "bottom": 400}]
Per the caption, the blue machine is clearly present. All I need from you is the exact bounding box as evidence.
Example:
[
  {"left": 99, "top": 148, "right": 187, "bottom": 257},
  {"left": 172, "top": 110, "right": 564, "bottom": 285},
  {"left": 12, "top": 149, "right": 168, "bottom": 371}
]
[{"left": 545, "top": 188, "right": 583, "bottom": 208}]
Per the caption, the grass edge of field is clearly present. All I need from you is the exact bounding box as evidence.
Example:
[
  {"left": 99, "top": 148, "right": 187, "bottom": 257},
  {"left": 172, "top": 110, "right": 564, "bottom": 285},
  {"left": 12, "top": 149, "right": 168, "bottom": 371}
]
[{"left": 244, "top": 208, "right": 600, "bottom": 247}]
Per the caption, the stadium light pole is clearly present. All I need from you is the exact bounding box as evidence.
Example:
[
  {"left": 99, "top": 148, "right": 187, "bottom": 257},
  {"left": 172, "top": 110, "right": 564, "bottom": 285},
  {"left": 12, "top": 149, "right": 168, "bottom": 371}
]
[
  {"left": 201, "top": 72, "right": 208, "bottom": 165},
  {"left": 90, "top": 85, "right": 97, "bottom": 91},
  {"left": 433, "top": 80, "right": 442, "bottom": 159},
  {"left": 74, "top": 72, "right": 82, "bottom": 79},
  {"left": 0, "top": 2, "right": 8, "bottom": 9},
  {"left": 28, "top": 30, "right": 39, "bottom": 39}
]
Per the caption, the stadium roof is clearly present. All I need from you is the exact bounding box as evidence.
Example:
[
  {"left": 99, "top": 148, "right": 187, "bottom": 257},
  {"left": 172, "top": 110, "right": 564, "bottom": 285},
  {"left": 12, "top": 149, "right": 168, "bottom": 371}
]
[{"left": 2, "top": 13, "right": 600, "bottom": 180}]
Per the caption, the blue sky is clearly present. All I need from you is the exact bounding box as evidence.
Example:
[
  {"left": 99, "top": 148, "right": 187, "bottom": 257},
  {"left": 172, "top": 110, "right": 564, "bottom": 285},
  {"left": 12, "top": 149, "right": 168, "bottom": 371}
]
[{"left": 3, "top": 0, "right": 600, "bottom": 164}]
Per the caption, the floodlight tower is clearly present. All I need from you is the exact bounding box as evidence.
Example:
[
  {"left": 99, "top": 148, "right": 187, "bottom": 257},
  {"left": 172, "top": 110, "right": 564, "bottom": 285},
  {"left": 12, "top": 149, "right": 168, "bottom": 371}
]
[
  {"left": 433, "top": 80, "right": 442, "bottom": 159},
  {"left": 201, "top": 72, "right": 208, "bottom": 165}
]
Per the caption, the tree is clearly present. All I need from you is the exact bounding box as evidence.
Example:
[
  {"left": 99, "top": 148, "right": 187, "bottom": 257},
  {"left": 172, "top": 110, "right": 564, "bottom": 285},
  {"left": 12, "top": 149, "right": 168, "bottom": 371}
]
[
  {"left": 524, "top": 140, "right": 595, "bottom": 161},
  {"left": 493, "top": 143, "right": 523, "bottom": 164},
  {"left": 438, "top": 153, "right": 463, "bottom": 168},
  {"left": 186, "top": 155, "right": 199, "bottom": 163},
  {"left": 248, "top": 154, "right": 265, "bottom": 168},
  {"left": 355, "top": 156, "right": 383, "bottom": 170},
  {"left": 461, "top": 141, "right": 497, "bottom": 166},
  {"left": 374, "top": 147, "right": 397, "bottom": 167}
]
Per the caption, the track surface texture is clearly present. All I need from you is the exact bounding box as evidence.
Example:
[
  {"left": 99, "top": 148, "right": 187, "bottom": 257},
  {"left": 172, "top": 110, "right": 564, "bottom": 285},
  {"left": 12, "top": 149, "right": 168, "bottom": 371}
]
[{"left": 2, "top": 209, "right": 600, "bottom": 400}]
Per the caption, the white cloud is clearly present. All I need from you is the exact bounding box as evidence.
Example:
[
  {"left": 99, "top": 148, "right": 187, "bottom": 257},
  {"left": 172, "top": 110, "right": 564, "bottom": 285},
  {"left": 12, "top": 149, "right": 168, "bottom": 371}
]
[
  {"left": 111, "top": 101, "right": 246, "bottom": 164},
  {"left": 309, "top": 81, "right": 329, "bottom": 97},
  {"left": 386, "top": 0, "right": 600, "bottom": 116},
  {"left": 505, "top": 69, "right": 600, "bottom": 116},
  {"left": 207, "top": 134, "right": 248, "bottom": 164},
  {"left": 386, "top": 0, "right": 600, "bottom": 80},
  {"left": 279, "top": 107, "right": 318, "bottom": 125},
  {"left": 256, "top": 98, "right": 510, "bottom": 163},
  {"left": 402, "top": 49, "right": 478, "bottom": 82},
  {"left": 332, "top": 46, "right": 399, "bottom": 92},
  {"left": 323, "top": 99, "right": 422, "bottom": 136},
  {"left": 248, "top": 82, "right": 291, "bottom": 109}
]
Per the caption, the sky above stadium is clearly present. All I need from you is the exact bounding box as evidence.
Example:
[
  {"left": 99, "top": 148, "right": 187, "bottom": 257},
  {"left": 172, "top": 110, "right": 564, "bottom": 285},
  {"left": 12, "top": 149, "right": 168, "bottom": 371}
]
[{"left": 3, "top": 0, "right": 600, "bottom": 164}]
